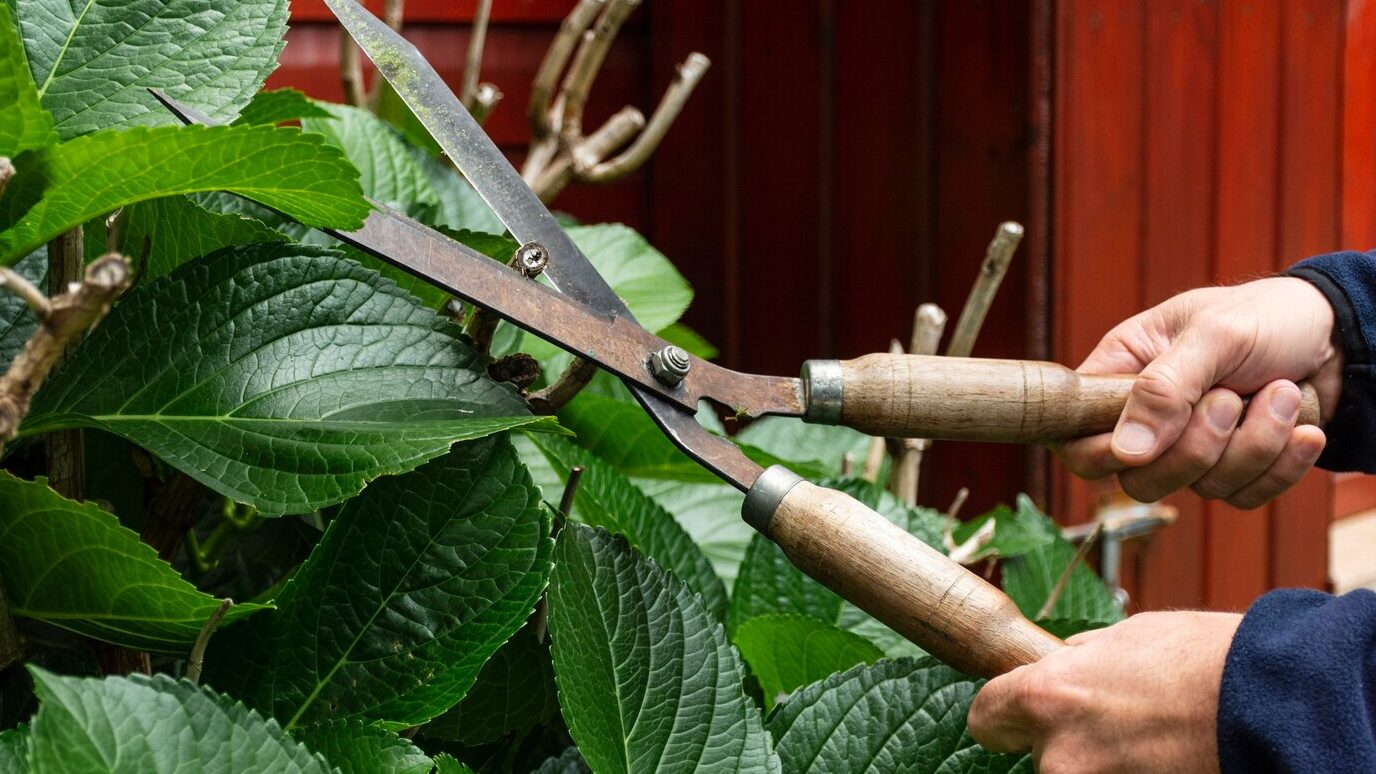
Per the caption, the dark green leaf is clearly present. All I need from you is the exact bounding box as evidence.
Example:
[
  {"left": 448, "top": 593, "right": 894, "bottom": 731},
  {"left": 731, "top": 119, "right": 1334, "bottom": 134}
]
[
  {"left": 0, "top": 725, "right": 27, "bottom": 773},
  {"left": 24, "top": 242, "right": 546, "bottom": 514},
  {"left": 729, "top": 534, "right": 841, "bottom": 633},
  {"left": 0, "top": 124, "right": 368, "bottom": 264},
  {"left": 294, "top": 720, "right": 433, "bottom": 774},
  {"left": 123, "top": 194, "right": 286, "bottom": 281},
  {"left": 302, "top": 101, "right": 438, "bottom": 218},
  {"left": 205, "top": 436, "right": 553, "bottom": 730},
  {"left": 27, "top": 669, "right": 330, "bottom": 773},
  {"left": 421, "top": 626, "right": 556, "bottom": 746},
  {"left": 0, "top": 472, "right": 266, "bottom": 652},
  {"left": 768, "top": 658, "right": 1030, "bottom": 774},
  {"left": 550, "top": 525, "right": 780, "bottom": 773},
  {"left": 18, "top": 0, "right": 288, "bottom": 138},
  {"left": 1000, "top": 496, "right": 1124, "bottom": 625},
  {"left": 234, "top": 88, "right": 333, "bottom": 126},
  {"left": 531, "top": 434, "right": 728, "bottom": 619},
  {"left": 735, "top": 614, "right": 884, "bottom": 711},
  {"left": 375, "top": 79, "right": 443, "bottom": 157},
  {"left": 0, "top": 248, "right": 43, "bottom": 370},
  {"left": 1036, "top": 618, "right": 1112, "bottom": 640},
  {"left": 433, "top": 752, "right": 477, "bottom": 774},
  {"left": 0, "top": 3, "right": 54, "bottom": 156}
]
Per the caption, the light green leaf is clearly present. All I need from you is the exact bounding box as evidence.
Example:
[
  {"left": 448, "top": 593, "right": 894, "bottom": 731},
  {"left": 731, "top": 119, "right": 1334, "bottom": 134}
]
[
  {"left": 657, "top": 322, "right": 718, "bottom": 359},
  {"left": 736, "top": 614, "right": 883, "bottom": 711},
  {"left": 234, "top": 88, "right": 333, "bottom": 126},
  {"left": 123, "top": 194, "right": 286, "bottom": 281},
  {"left": 421, "top": 625, "right": 556, "bottom": 746},
  {"left": 409, "top": 146, "right": 504, "bottom": 233},
  {"left": 531, "top": 434, "right": 728, "bottom": 620},
  {"left": 294, "top": 720, "right": 433, "bottom": 774},
  {"left": 24, "top": 242, "right": 547, "bottom": 514},
  {"left": 951, "top": 501, "right": 1056, "bottom": 563},
  {"left": 0, "top": 472, "right": 266, "bottom": 652},
  {"left": 27, "top": 669, "right": 331, "bottom": 773},
  {"left": 18, "top": 0, "right": 288, "bottom": 138},
  {"left": 205, "top": 436, "right": 553, "bottom": 730},
  {"left": 433, "top": 753, "right": 477, "bottom": 774},
  {"left": 1000, "top": 495, "right": 1124, "bottom": 625},
  {"left": 0, "top": 248, "right": 43, "bottom": 371},
  {"left": 734, "top": 416, "right": 871, "bottom": 477},
  {"left": 302, "top": 101, "right": 438, "bottom": 219},
  {"left": 768, "top": 658, "right": 1030, "bottom": 774},
  {"left": 0, "top": 725, "right": 27, "bottom": 773},
  {"left": 0, "top": 3, "right": 54, "bottom": 156},
  {"left": 550, "top": 525, "right": 781, "bottom": 773},
  {"left": 636, "top": 479, "right": 752, "bottom": 587},
  {"left": 0, "top": 124, "right": 368, "bottom": 264}
]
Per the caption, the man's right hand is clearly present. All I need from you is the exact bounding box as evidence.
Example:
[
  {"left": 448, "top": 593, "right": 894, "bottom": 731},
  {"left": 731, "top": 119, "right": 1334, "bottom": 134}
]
[{"left": 1059, "top": 277, "right": 1343, "bottom": 509}]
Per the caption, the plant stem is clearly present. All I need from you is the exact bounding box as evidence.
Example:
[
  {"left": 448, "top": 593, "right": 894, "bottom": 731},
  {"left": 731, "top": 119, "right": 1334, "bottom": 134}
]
[
  {"left": 577, "top": 52, "right": 710, "bottom": 183},
  {"left": 534, "top": 465, "right": 583, "bottom": 643},
  {"left": 44, "top": 228, "right": 86, "bottom": 501},
  {"left": 1036, "top": 520, "right": 1103, "bottom": 620},
  {"left": 529, "top": 0, "right": 605, "bottom": 139},
  {"left": 528, "top": 357, "right": 597, "bottom": 414},
  {"left": 461, "top": 0, "right": 492, "bottom": 110},
  {"left": 0, "top": 581, "right": 23, "bottom": 671},
  {"left": 890, "top": 305, "right": 947, "bottom": 504},
  {"left": 185, "top": 598, "right": 233, "bottom": 684},
  {"left": 946, "top": 221, "right": 1023, "bottom": 358},
  {"left": 140, "top": 471, "right": 206, "bottom": 564},
  {"left": 339, "top": 31, "right": 366, "bottom": 107}
]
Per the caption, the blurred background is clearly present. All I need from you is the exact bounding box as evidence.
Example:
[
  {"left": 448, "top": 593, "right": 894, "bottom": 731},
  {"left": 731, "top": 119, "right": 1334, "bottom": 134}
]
[{"left": 274, "top": 0, "right": 1376, "bottom": 613}]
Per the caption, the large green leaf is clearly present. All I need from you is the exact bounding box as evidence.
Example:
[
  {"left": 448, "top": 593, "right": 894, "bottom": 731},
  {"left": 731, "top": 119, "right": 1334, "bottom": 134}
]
[
  {"left": 549, "top": 525, "right": 781, "bottom": 773},
  {"left": 18, "top": 0, "right": 288, "bottom": 139},
  {"left": 531, "top": 434, "right": 728, "bottom": 620},
  {"left": 768, "top": 658, "right": 1030, "bottom": 774},
  {"left": 421, "top": 625, "right": 557, "bottom": 746},
  {"left": 23, "top": 243, "right": 546, "bottom": 514},
  {"left": 205, "top": 436, "right": 553, "bottom": 730},
  {"left": 411, "top": 148, "right": 503, "bottom": 233},
  {"left": 636, "top": 479, "right": 753, "bottom": 586},
  {"left": 0, "top": 725, "right": 27, "bottom": 773},
  {"left": 294, "top": 720, "right": 433, "bottom": 774},
  {"left": 123, "top": 194, "right": 286, "bottom": 281},
  {"left": 0, "top": 3, "right": 54, "bottom": 156},
  {"left": 302, "top": 101, "right": 438, "bottom": 219},
  {"left": 0, "top": 472, "right": 266, "bottom": 652},
  {"left": 27, "top": 669, "right": 330, "bottom": 773},
  {"left": 951, "top": 500, "right": 1057, "bottom": 563},
  {"left": 534, "top": 748, "right": 590, "bottom": 774},
  {"left": 234, "top": 88, "right": 333, "bottom": 127},
  {"left": 999, "top": 495, "right": 1124, "bottom": 625},
  {"left": 730, "top": 533, "right": 841, "bottom": 633},
  {"left": 0, "top": 124, "right": 368, "bottom": 264},
  {"left": 0, "top": 248, "right": 43, "bottom": 371},
  {"left": 735, "top": 614, "right": 883, "bottom": 711},
  {"left": 734, "top": 416, "right": 872, "bottom": 476}
]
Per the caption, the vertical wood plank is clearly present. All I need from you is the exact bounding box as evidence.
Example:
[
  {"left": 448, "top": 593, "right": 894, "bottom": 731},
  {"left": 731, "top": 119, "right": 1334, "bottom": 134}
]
[{"left": 1344, "top": 0, "right": 1376, "bottom": 249}]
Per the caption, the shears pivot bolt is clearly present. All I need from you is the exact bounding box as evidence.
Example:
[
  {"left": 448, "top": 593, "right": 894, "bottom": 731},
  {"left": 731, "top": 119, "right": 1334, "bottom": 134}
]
[
  {"left": 649, "top": 345, "right": 691, "bottom": 388},
  {"left": 514, "top": 242, "right": 549, "bottom": 277}
]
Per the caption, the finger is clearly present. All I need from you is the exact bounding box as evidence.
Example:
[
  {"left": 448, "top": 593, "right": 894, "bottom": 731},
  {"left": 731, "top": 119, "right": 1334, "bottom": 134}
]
[
  {"left": 1225, "top": 425, "right": 1326, "bottom": 510},
  {"left": 1077, "top": 314, "right": 1159, "bottom": 375},
  {"left": 1064, "top": 627, "right": 1110, "bottom": 646},
  {"left": 1192, "top": 381, "right": 1302, "bottom": 501},
  {"left": 967, "top": 670, "right": 1043, "bottom": 754},
  {"left": 1117, "top": 389, "right": 1242, "bottom": 503},
  {"left": 1055, "top": 433, "right": 1129, "bottom": 480},
  {"left": 1111, "top": 326, "right": 1227, "bottom": 467}
]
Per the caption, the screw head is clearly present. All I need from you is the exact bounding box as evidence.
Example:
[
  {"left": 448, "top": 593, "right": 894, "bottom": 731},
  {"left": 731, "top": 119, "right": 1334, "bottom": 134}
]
[
  {"left": 515, "top": 242, "right": 549, "bottom": 276},
  {"left": 649, "top": 345, "right": 691, "bottom": 387}
]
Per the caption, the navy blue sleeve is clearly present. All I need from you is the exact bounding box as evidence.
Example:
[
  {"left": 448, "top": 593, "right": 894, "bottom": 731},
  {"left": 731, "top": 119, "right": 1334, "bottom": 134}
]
[
  {"left": 1217, "top": 589, "right": 1376, "bottom": 773},
  {"left": 1286, "top": 251, "right": 1376, "bottom": 472}
]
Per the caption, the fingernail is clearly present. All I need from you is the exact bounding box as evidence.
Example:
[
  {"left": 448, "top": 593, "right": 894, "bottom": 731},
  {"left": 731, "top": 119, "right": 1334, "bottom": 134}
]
[
  {"left": 1207, "top": 398, "right": 1240, "bottom": 432},
  {"left": 1270, "top": 388, "right": 1301, "bottom": 421},
  {"left": 1113, "top": 421, "right": 1156, "bottom": 456}
]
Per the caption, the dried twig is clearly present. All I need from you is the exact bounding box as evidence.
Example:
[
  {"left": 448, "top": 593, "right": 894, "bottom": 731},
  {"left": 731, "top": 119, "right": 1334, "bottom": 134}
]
[
  {"left": 946, "top": 221, "right": 1023, "bottom": 358},
  {"left": 470, "top": 82, "right": 503, "bottom": 126},
  {"left": 461, "top": 0, "right": 493, "bottom": 110},
  {"left": 529, "top": 0, "right": 604, "bottom": 139},
  {"left": 575, "top": 53, "right": 710, "bottom": 182},
  {"left": 0, "top": 157, "right": 12, "bottom": 200},
  {"left": 528, "top": 357, "right": 597, "bottom": 414},
  {"left": 185, "top": 598, "right": 234, "bottom": 685},
  {"left": 340, "top": 31, "right": 366, "bottom": 107},
  {"left": 840, "top": 453, "right": 854, "bottom": 477},
  {"left": 383, "top": 0, "right": 404, "bottom": 30},
  {"left": 557, "top": 0, "right": 641, "bottom": 144},
  {"left": 890, "top": 305, "right": 947, "bottom": 504},
  {"left": 531, "top": 106, "right": 644, "bottom": 200},
  {"left": 860, "top": 436, "right": 885, "bottom": 483},
  {"left": 1036, "top": 520, "right": 1104, "bottom": 620}
]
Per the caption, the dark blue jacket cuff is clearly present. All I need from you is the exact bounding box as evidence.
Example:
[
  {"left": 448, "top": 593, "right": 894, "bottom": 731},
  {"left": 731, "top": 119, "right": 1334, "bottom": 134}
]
[
  {"left": 1286, "top": 251, "right": 1376, "bottom": 472},
  {"left": 1218, "top": 588, "right": 1376, "bottom": 773}
]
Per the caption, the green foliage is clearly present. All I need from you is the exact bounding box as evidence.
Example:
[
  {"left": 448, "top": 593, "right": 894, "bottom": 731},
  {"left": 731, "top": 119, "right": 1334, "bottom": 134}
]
[
  {"left": 421, "top": 626, "right": 557, "bottom": 746},
  {"left": 0, "top": 247, "right": 42, "bottom": 370},
  {"left": 122, "top": 194, "right": 287, "bottom": 281},
  {"left": 16, "top": 0, "right": 288, "bottom": 138},
  {"left": 234, "top": 88, "right": 333, "bottom": 126},
  {"left": 302, "top": 101, "right": 438, "bottom": 220},
  {"left": 294, "top": 720, "right": 434, "bottom": 774},
  {"left": 951, "top": 496, "right": 1057, "bottom": 562},
  {"left": 23, "top": 243, "right": 546, "bottom": 514},
  {"left": 1000, "top": 495, "right": 1125, "bottom": 626},
  {"left": 735, "top": 614, "right": 884, "bottom": 711},
  {"left": 0, "top": 472, "right": 266, "bottom": 652},
  {"left": 549, "top": 525, "right": 782, "bottom": 773},
  {"left": 0, "top": 725, "right": 26, "bottom": 772},
  {"left": 0, "top": 3, "right": 54, "bottom": 156},
  {"left": 0, "top": 124, "right": 369, "bottom": 263}
]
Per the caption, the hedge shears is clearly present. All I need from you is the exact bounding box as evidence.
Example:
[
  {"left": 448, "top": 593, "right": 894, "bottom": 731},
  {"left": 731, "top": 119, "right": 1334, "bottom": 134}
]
[{"left": 155, "top": 0, "right": 1319, "bottom": 678}]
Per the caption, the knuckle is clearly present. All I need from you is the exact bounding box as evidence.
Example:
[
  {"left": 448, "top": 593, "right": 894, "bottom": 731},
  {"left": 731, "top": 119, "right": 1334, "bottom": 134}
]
[
  {"left": 1117, "top": 472, "right": 1163, "bottom": 504},
  {"left": 1191, "top": 477, "right": 1231, "bottom": 501},
  {"left": 1132, "top": 366, "right": 1185, "bottom": 410}
]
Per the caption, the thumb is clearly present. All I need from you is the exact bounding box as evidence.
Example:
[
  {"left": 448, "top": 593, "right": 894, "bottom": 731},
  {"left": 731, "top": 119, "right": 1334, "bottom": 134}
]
[{"left": 1112, "top": 327, "right": 1222, "bottom": 465}]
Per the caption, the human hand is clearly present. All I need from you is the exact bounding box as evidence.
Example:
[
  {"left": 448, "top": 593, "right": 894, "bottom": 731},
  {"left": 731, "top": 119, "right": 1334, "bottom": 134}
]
[
  {"left": 967, "top": 611, "right": 1241, "bottom": 773},
  {"left": 1058, "top": 277, "right": 1342, "bottom": 508}
]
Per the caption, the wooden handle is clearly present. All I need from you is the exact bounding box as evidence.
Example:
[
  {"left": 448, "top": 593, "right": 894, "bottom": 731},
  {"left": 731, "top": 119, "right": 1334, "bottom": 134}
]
[
  {"left": 804, "top": 353, "right": 1321, "bottom": 443},
  {"left": 745, "top": 468, "right": 1064, "bottom": 678}
]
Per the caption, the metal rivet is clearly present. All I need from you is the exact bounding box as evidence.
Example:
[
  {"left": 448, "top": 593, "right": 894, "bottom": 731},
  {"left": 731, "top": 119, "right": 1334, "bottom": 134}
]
[
  {"left": 514, "top": 241, "right": 548, "bottom": 277},
  {"left": 649, "top": 345, "right": 691, "bottom": 388}
]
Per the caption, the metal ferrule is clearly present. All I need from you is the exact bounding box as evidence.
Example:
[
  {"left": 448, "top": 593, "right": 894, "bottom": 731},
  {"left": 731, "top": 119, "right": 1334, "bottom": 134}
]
[
  {"left": 800, "top": 359, "right": 844, "bottom": 424},
  {"left": 742, "top": 465, "right": 805, "bottom": 536}
]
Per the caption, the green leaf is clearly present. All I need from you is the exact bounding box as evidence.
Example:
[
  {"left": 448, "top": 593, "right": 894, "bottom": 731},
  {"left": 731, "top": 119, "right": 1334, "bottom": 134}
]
[
  {"left": 999, "top": 495, "right": 1124, "bottom": 625},
  {"left": 205, "top": 436, "right": 553, "bottom": 730},
  {"left": 656, "top": 322, "right": 718, "bottom": 359},
  {"left": 302, "top": 101, "right": 438, "bottom": 219},
  {"left": 27, "top": 668, "right": 331, "bottom": 773},
  {"left": 768, "top": 658, "right": 1030, "bottom": 774},
  {"left": 636, "top": 479, "right": 752, "bottom": 587},
  {"left": 530, "top": 434, "right": 728, "bottom": 620},
  {"left": 0, "top": 725, "right": 27, "bottom": 773},
  {"left": 0, "top": 248, "right": 43, "bottom": 371},
  {"left": 825, "top": 476, "right": 947, "bottom": 548},
  {"left": 18, "top": 0, "right": 288, "bottom": 139},
  {"left": 24, "top": 242, "right": 546, "bottom": 514},
  {"left": 122, "top": 194, "right": 286, "bottom": 281},
  {"left": 730, "top": 534, "right": 841, "bottom": 633},
  {"left": 412, "top": 149, "right": 503, "bottom": 233},
  {"left": 0, "top": 472, "right": 267, "bottom": 652},
  {"left": 550, "top": 525, "right": 781, "bottom": 773},
  {"left": 735, "top": 614, "right": 884, "bottom": 711},
  {"left": 951, "top": 502, "right": 1056, "bottom": 562},
  {"left": 234, "top": 88, "right": 333, "bottom": 126},
  {"left": 421, "top": 625, "right": 557, "bottom": 746},
  {"left": 433, "top": 753, "right": 477, "bottom": 774},
  {"left": 0, "top": 3, "right": 54, "bottom": 156},
  {"left": 534, "top": 748, "right": 590, "bottom": 774},
  {"left": 0, "top": 124, "right": 368, "bottom": 264},
  {"left": 734, "top": 416, "right": 871, "bottom": 476},
  {"left": 294, "top": 720, "right": 433, "bottom": 774}
]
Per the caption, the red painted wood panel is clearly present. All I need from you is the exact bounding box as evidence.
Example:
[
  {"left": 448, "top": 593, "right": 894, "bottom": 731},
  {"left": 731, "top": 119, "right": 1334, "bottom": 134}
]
[
  {"left": 290, "top": 0, "right": 575, "bottom": 23},
  {"left": 1346, "top": 0, "right": 1376, "bottom": 250}
]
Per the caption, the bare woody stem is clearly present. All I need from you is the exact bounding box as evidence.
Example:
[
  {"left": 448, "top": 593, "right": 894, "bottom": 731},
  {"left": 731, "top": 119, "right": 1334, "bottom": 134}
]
[
  {"left": 185, "top": 598, "right": 234, "bottom": 685},
  {"left": 1036, "top": 519, "right": 1103, "bottom": 620},
  {"left": 461, "top": 0, "right": 493, "bottom": 110},
  {"left": 383, "top": 0, "right": 405, "bottom": 30},
  {"left": 557, "top": 0, "right": 640, "bottom": 144},
  {"left": 946, "top": 221, "right": 1023, "bottom": 358},
  {"left": 533, "top": 105, "right": 644, "bottom": 201},
  {"left": 44, "top": 229, "right": 89, "bottom": 502},
  {"left": 890, "top": 304, "right": 947, "bottom": 504},
  {"left": 528, "top": 357, "right": 597, "bottom": 414},
  {"left": 529, "top": 0, "right": 605, "bottom": 139},
  {"left": 340, "top": 32, "right": 367, "bottom": 107}
]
